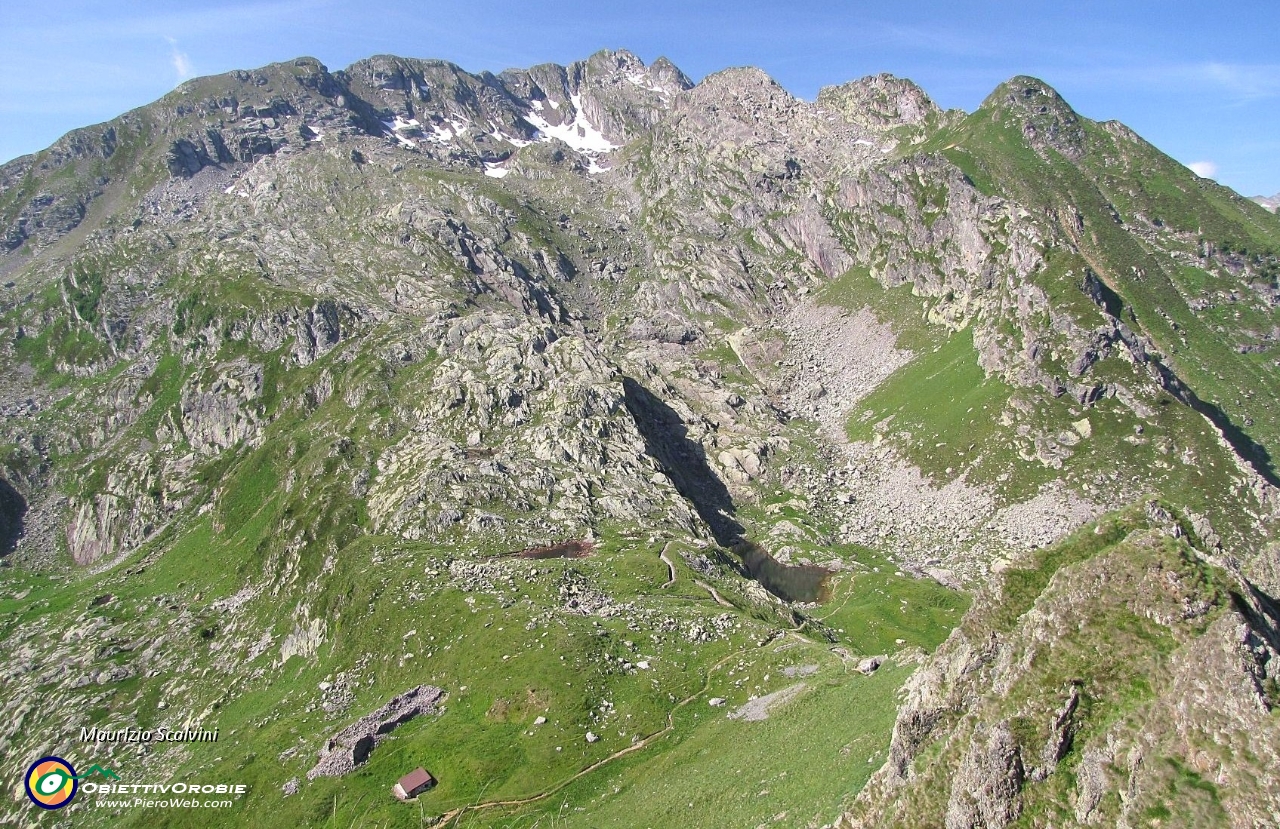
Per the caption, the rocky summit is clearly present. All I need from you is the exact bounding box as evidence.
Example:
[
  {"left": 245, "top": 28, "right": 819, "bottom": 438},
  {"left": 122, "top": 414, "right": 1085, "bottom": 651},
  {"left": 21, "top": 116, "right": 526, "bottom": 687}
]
[{"left": 1, "top": 49, "right": 1279, "bottom": 828}]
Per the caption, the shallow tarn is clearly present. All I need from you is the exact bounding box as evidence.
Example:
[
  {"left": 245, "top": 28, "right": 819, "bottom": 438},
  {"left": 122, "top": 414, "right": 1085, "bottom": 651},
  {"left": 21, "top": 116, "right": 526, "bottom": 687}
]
[{"left": 735, "top": 540, "right": 834, "bottom": 603}]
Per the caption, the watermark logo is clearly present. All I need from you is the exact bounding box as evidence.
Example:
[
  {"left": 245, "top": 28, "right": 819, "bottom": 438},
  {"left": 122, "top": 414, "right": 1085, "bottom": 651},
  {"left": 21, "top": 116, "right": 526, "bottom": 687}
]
[
  {"left": 23, "top": 756, "right": 245, "bottom": 810},
  {"left": 77, "top": 764, "right": 121, "bottom": 781},
  {"left": 25, "top": 756, "right": 78, "bottom": 810}
]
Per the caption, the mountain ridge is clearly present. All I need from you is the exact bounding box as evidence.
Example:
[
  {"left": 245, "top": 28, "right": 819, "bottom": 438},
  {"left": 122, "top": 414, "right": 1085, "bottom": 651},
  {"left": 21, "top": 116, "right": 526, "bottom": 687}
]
[{"left": 1, "top": 47, "right": 1279, "bottom": 828}]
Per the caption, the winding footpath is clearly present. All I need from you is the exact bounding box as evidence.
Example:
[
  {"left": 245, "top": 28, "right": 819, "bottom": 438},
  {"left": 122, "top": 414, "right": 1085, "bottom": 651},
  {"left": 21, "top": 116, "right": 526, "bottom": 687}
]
[
  {"left": 425, "top": 649, "right": 742, "bottom": 828},
  {"left": 425, "top": 599, "right": 807, "bottom": 827},
  {"left": 659, "top": 541, "right": 677, "bottom": 588},
  {"left": 694, "top": 579, "right": 734, "bottom": 608}
]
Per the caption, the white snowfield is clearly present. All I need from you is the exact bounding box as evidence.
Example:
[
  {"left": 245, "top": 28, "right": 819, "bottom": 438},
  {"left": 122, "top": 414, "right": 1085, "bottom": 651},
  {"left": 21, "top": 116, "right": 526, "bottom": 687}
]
[
  {"left": 487, "top": 120, "right": 534, "bottom": 148},
  {"left": 523, "top": 93, "right": 620, "bottom": 154},
  {"left": 381, "top": 116, "right": 421, "bottom": 148},
  {"left": 380, "top": 91, "right": 621, "bottom": 175},
  {"left": 626, "top": 72, "right": 670, "bottom": 97}
]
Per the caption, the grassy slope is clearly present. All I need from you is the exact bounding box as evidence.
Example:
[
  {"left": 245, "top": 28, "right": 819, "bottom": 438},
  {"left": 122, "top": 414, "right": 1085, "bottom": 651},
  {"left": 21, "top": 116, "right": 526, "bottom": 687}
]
[
  {"left": 0, "top": 291, "right": 968, "bottom": 827},
  {"left": 815, "top": 268, "right": 1249, "bottom": 537},
  {"left": 928, "top": 98, "right": 1280, "bottom": 472},
  {"left": 3, "top": 505, "right": 965, "bottom": 828}
]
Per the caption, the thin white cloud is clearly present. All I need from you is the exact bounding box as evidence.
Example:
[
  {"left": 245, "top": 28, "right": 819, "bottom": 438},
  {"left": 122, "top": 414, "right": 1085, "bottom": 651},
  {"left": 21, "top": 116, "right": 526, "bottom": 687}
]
[
  {"left": 1187, "top": 160, "right": 1217, "bottom": 179},
  {"left": 1047, "top": 61, "right": 1280, "bottom": 105},
  {"left": 6, "top": 1, "right": 331, "bottom": 43},
  {"left": 1197, "top": 62, "right": 1280, "bottom": 102},
  {"left": 164, "top": 36, "right": 192, "bottom": 80}
]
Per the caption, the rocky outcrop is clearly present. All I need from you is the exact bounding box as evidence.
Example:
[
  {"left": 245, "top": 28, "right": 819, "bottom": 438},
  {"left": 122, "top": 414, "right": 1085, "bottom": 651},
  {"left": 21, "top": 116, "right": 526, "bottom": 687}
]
[
  {"left": 165, "top": 129, "right": 239, "bottom": 178},
  {"left": 842, "top": 509, "right": 1280, "bottom": 828},
  {"left": 307, "top": 685, "right": 446, "bottom": 778},
  {"left": 3, "top": 190, "right": 89, "bottom": 252},
  {"left": 817, "top": 73, "right": 940, "bottom": 131},
  {"left": 366, "top": 317, "right": 687, "bottom": 544},
  {"left": 945, "top": 721, "right": 1024, "bottom": 829},
  {"left": 64, "top": 494, "right": 124, "bottom": 566},
  {"left": 179, "top": 359, "right": 265, "bottom": 455}
]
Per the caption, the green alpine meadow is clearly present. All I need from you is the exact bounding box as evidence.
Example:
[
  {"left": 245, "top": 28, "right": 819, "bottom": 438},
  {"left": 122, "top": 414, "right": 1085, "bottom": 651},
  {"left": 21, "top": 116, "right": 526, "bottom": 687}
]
[{"left": 1, "top": 48, "right": 1278, "bottom": 827}]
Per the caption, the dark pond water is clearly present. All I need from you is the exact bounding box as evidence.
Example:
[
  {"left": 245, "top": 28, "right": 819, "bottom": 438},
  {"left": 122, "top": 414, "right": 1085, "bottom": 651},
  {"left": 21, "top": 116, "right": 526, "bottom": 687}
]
[
  {"left": 507, "top": 540, "right": 594, "bottom": 560},
  {"left": 733, "top": 540, "right": 833, "bottom": 604}
]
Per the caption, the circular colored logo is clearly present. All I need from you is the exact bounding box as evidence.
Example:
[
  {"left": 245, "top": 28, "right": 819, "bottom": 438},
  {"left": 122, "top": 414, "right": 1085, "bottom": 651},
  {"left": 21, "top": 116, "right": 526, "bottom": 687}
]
[{"left": 25, "top": 756, "right": 77, "bottom": 810}]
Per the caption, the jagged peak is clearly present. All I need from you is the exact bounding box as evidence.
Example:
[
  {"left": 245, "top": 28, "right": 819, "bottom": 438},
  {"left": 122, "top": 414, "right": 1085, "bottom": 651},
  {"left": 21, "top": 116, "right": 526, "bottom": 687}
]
[
  {"left": 343, "top": 54, "right": 483, "bottom": 95},
  {"left": 1099, "top": 119, "right": 1142, "bottom": 143},
  {"left": 816, "top": 72, "right": 939, "bottom": 130},
  {"left": 567, "top": 49, "right": 693, "bottom": 98},
  {"left": 692, "top": 66, "right": 794, "bottom": 105},
  {"left": 982, "top": 75, "right": 1076, "bottom": 113},
  {"left": 650, "top": 56, "right": 694, "bottom": 91},
  {"left": 979, "top": 74, "right": 1087, "bottom": 160},
  {"left": 349, "top": 53, "right": 460, "bottom": 71},
  {"left": 579, "top": 48, "right": 646, "bottom": 73}
]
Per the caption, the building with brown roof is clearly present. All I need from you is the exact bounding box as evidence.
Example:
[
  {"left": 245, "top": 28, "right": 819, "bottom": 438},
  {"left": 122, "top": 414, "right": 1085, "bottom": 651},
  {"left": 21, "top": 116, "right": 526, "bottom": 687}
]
[{"left": 392, "top": 767, "right": 436, "bottom": 800}]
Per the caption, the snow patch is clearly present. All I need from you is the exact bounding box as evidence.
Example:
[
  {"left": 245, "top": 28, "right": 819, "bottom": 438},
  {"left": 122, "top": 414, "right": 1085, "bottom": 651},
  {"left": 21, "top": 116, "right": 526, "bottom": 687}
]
[
  {"left": 626, "top": 72, "right": 670, "bottom": 96},
  {"left": 523, "top": 93, "right": 620, "bottom": 155},
  {"left": 420, "top": 115, "right": 472, "bottom": 145},
  {"left": 488, "top": 121, "right": 535, "bottom": 148},
  {"left": 381, "top": 117, "right": 419, "bottom": 149},
  {"left": 483, "top": 163, "right": 510, "bottom": 179}
]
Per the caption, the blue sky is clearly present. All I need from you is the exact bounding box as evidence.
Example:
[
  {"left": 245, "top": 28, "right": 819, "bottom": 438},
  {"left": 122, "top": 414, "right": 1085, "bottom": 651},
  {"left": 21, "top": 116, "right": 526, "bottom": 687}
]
[{"left": 2, "top": 0, "right": 1278, "bottom": 196}]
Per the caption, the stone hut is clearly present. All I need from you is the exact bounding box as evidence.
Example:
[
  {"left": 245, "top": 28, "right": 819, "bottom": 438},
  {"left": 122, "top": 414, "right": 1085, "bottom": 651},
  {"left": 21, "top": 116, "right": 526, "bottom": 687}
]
[{"left": 393, "top": 767, "right": 436, "bottom": 801}]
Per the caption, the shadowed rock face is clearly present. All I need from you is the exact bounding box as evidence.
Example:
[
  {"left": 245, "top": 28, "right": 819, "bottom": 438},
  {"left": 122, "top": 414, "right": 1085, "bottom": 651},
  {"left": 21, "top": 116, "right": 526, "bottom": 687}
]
[
  {"left": 622, "top": 378, "right": 833, "bottom": 603},
  {"left": 1147, "top": 356, "right": 1279, "bottom": 487},
  {"left": 0, "top": 478, "right": 26, "bottom": 557},
  {"left": 621, "top": 376, "right": 743, "bottom": 547}
]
